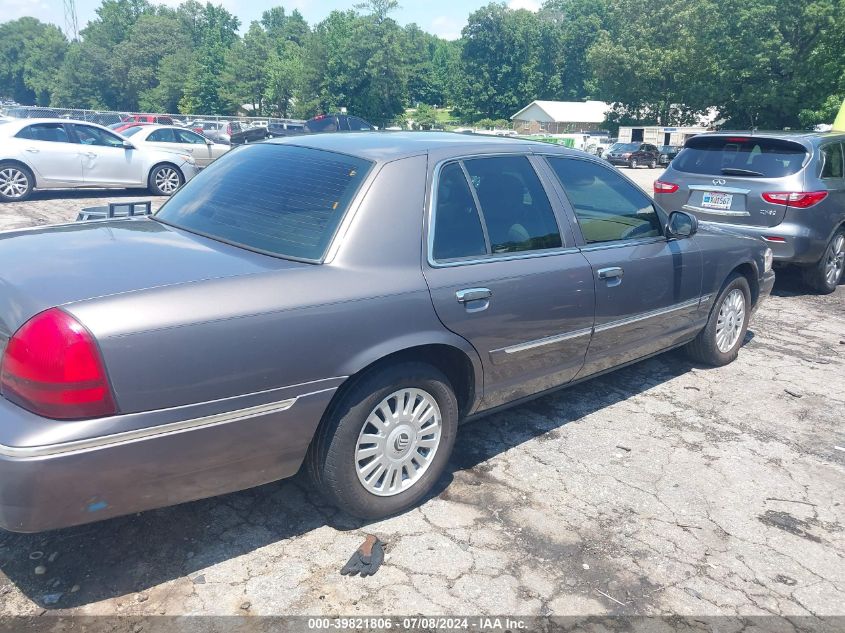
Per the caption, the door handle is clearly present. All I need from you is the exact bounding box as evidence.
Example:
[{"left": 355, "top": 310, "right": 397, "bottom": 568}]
[
  {"left": 456, "top": 288, "right": 492, "bottom": 303},
  {"left": 597, "top": 267, "right": 624, "bottom": 280},
  {"left": 80, "top": 152, "right": 97, "bottom": 159},
  {"left": 25, "top": 148, "right": 39, "bottom": 153}
]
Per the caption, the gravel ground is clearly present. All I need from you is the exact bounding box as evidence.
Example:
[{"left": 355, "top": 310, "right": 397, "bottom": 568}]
[{"left": 0, "top": 172, "right": 843, "bottom": 624}]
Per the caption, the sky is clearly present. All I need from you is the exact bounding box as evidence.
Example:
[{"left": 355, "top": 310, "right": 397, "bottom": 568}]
[{"left": 1, "top": 0, "right": 542, "bottom": 40}]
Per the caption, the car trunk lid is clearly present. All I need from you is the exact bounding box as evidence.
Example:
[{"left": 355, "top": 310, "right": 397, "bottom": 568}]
[
  {"left": 0, "top": 217, "right": 302, "bottom": 335},
  {"left": 668, "top": 135, "right": 810, "bottom": 228}
]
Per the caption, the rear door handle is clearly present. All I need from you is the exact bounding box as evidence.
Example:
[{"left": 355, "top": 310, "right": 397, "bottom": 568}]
[
  {"left": 597, "top": 267, "right": 624, "bottom": 280},
  {"left": 456, "top": 288, "right": 492, "bottom": 303}
]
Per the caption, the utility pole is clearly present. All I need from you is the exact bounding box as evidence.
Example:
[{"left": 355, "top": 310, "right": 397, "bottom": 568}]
[{"left": 63, "top": 0, "right": 79, "bottom": 42}]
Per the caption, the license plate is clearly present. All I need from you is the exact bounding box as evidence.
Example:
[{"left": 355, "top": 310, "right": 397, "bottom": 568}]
[{"left": 701, "top": 192, "right": 733, "bottom": 210}]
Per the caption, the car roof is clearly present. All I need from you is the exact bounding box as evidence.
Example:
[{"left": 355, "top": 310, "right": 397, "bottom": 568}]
[
  {"left": 264, "top": 131, "right": 582, "bottom": 162},
  {"left": 696, "top": 130, "right": 845, "bottom": 146}
]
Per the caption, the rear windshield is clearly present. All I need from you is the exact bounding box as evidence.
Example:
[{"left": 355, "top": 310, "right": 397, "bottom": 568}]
[
  {"left": 673, "top": 136, "right": 808, "bottom": 177},
  {"left": 154, "top": 144, "right": 372, "bottom": 261}
]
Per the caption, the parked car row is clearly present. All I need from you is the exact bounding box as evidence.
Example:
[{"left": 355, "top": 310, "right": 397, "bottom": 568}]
[
  {"left": 605, "top": 142, "right": 662, "bottom": 168},
  {"left": 0, "top": 133, "right": 778, "bottom": 532},
  {"left": 0, "top": 119, "right": 199, "bottom": 201}
]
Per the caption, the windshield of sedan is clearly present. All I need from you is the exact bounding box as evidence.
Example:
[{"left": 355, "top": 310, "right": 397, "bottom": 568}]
[
  {"left": 154, "top": 144, "right": 373, "bottom": 261},
  {"left": 612, "top": 143, "right": 640, "bottom": 152}
]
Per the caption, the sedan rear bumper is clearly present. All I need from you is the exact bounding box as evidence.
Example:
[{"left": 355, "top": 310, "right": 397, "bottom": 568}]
[{"left": 0, "top": 388, "right": 335, "bottom": 533}]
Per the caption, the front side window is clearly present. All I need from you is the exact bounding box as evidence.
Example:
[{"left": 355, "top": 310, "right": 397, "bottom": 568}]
[
  {"left": 463, "top": 156, "right": 562, "bottom": 254},
  {"left": 547, "top": 157, "right": 663, "bottom": 243},
  {"left": 148, "top": 128, "right": 177, "bottom": 143},
  {"left": 74, "top": 125, "right": 125, "bottom": 147},
  {"left": 821, "top": 143, "right": 844, "bottom": 179},
  {"left": 16, "top": 123, "right": 69, "bottom": 143},
  {"left": 176, "top": 129, "right": 206, "bottom": 144},
  {"left": 432, "top": 162, "right": 487, "bottom": 261},
  {"left": 154, "top": 144, "right": 372, "bottom": 261}
]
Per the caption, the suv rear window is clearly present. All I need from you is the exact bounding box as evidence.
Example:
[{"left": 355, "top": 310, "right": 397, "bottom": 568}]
[
  {"left": 154, "top": 144, "right": 372, "bottom": 261},
  {"left": 673, "top": 136, "right": 808, "bottom": 178}
]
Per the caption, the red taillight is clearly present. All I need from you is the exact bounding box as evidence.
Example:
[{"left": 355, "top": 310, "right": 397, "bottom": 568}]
[
  {"left": 0, "top": 308, "right": 116, "bottom": 420},
  {"left": 761, "top": 191, "right": 828, "bottom": 208},
  {"left": 226, "top": 123, "right": 232, "bottom": 135},
  {"left": 654, "top": 180, "right": 679, "bottom": 194}
]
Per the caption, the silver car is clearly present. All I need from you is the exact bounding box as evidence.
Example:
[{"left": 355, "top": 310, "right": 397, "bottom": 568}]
[
  {"left": 0, "top": 119, "right": 199, "bottom": 201},
  {"left": 657, "top": 131, "right": 845, "bottom": 293},
  {"left": 0, "top": 133, "right": 774, "bottom": 532},
  {"left": 125, "top": 124, "right": 230, "bottom": 168}
]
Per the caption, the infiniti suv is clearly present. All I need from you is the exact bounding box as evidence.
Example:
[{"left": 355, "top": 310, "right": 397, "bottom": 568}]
[{"left": 656, "top": 132, "right": 845, "bottom": 293}]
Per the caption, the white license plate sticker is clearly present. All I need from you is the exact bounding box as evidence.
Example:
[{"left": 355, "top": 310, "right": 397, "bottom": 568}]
[{"left": 701, "top": 192, "right": 733, "bottom": 210}]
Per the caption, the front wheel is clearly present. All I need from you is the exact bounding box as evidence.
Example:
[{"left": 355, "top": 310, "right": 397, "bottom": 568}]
[
  {"left": 0, "top": 162, "right": 34, "bottom": 202},
  {"left": 648, "top": 159, "right": 658, "bottom": 169},
  {"left": 629, "top": 159, "right": 638, "bottom": 169},
  {"left": 308, "top": 362, "right": 458, "bottom": 519},
  {"left": 148, "top": 164, "right": 184, "bottom": 196},
  {"left": 685, "top": 273, "right": 751, "bottom": 366},
  {"left": 803, "top": 229, "right": 844, "bottom": 294}
]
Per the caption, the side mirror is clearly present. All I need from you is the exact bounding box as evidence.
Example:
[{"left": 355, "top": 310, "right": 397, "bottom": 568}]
[
  {"left": 206, "top": 139, "right": 213, "bottom": 145},
  {"left": 122, "top": 140, "right": 135, "bottom": 150},
  {"left": 666, "top": 211, "right": 698, "bottom": 239}
]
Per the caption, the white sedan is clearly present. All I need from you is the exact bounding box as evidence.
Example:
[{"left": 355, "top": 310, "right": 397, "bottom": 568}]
[
  {"left": 123, "top": 124, "right": 230, "bottom": 168},
  {"left": 0, "top": 118, "right": 198, "bottom": 202}
]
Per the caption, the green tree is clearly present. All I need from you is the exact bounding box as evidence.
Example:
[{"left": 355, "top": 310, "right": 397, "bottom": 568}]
[
  {"left": 265, "top": 41, "right": 304, "bottom": 117},
  {"left": 0, "top": 18, "right": 68, "bottom": 104},
  {"left": 413, "top": 103, "right": 437, "bottom": 129},
  {"left": 221, "top": 22, "right": 270, "bottom": 114}
]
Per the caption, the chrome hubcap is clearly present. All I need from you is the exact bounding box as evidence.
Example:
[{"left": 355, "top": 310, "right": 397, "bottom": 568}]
[
  {"left": 355, "top": 388, "right": 442, "bottom": 497},
  {"left": 715, "top": 288, "right": 745, "bottom": 353},
  {"left": 824, "top": 235, "right": 844, "bottom": 286},
  {"left": 0, "top": 168, "right": 29, "bottom": 198},
  {"left": 155, "top": 168, "right": 180, "bottom": 193}
]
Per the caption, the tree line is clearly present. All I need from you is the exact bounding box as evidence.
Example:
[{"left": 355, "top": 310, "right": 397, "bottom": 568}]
[{"left": 0, "top": 0, "right": 843, "bottom": 129}]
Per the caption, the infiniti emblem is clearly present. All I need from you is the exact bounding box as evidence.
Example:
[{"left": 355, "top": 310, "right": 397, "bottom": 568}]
[{"left": 713, "top": 178, "right": 727, "bottom": 185}]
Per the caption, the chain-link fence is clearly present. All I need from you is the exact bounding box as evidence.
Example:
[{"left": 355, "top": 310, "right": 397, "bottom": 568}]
[{"left": 0, "top": 105, "right": 304, "bottom": 129}]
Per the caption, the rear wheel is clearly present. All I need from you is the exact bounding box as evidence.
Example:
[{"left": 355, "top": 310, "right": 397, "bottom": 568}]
[
  {"left": 308, "top": 362, "right": 458, "bottom": 519},
  {"left": 686, "top": 273, "right": 751, "bottom": 366},
  {"left": 629, "top": 158, "right": 638, "bottom": 169},
  {"left": 802, "top": 229, "right": 844, "bottom": 294},
  {"left": 148, "top": 164, "right": 183, "bottom": 196},
  {"left": 0, "top": 162, "right": 34, "bottom": 202}
]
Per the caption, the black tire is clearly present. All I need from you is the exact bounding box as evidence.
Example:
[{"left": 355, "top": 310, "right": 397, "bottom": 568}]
[
  {"left": 629, "top": 159, "right": 638, "bottom": 169},
  {"left": 648, "top": 159, "right": 658, "bottom": 169},
  {"left": 148, "top": 163, "right": 184, "bottom": 196},
  {"left": 802, "top": 228, "right": 844, "bottom": 294},
  {"left": 685, "top": 273, "right": 751, "bottom": 367},
  {"left": 0, "top": 161, "right": 34, "bottom": 202},
  {"left": 307, "top": 362, "right": 459, "bottom": 520}
]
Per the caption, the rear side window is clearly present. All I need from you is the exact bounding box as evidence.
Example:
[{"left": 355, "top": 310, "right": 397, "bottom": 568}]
[
  {"left": 308, "top": 117, "right": 338, "bottom": 133},
  {"left": 464, "top": 156, "right": 562, "bottom": 254},
  {"left": 673, "top": 136, "right": 808, "bottom": 177},
  {"left": 148, "top": 128, "right": 177, "bottom": 142},
  {"left": 16, "top": 123, "right": 69, "bottom": 143},
  {"left": 432, "top": 162, "right": 487, "bottom": 261},
  {"left": 548, "top": 157, "right": 663, "bottom": 243},
  {"left": 154, "top": 144, "right": 372, "bottom": 261},
  {"left": 821, "top": 143, "right": 844, "bottom": 179}
]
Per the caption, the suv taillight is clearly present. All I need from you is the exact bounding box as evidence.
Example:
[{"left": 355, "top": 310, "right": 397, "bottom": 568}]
[
  {"left": 226, "top": 123, "right": 232, "bottom": 135},
  {"left": 762, "top": 191, "right": 828, "bottom": 208},
  {"left": 654, "top": 180, "right": 679, "bottom": 194},
  {"left": 0, "top": 308, "right": 116, "bottom": 420}
]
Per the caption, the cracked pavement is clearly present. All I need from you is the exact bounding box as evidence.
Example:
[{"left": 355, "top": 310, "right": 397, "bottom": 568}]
[{"left": 0, "top": 176, "right": 843, "bottom": 621}]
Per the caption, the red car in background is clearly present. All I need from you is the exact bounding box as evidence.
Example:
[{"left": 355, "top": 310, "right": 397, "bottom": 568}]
[
  {"left": 109, "top": 122, "right": 153, "bottom": 134},
  {"left": 122, "top": 114, "right": 175, "bottom": 125}
]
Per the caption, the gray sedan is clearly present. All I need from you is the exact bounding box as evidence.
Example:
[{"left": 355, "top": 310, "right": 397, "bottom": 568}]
[{"left": 0, "top": 133, "right": 774, "bottom": 532}]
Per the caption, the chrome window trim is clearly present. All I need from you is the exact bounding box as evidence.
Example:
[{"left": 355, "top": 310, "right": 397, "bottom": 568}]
[
  {"left": 579, "top": 236, "right": 666, "bottom": 252},
  {"left": 682, "top": 204, "right": 751, "bottom": 217},
  {"left": 493, "top": 326, "right": 593, "bottom": 355},
  {"left": 593, "top": 297, "right": 701, "bottom": 333},
  {"left": 426, "top": 153, "right": 569, "bottom": 269},
  {"left": 0, "top": 386, "right": 339, "bottom": 459},
  {"left": 688, "top": 184, "right": 751, "bottom": 195}
]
